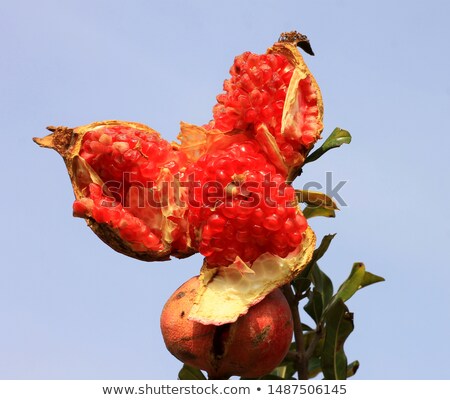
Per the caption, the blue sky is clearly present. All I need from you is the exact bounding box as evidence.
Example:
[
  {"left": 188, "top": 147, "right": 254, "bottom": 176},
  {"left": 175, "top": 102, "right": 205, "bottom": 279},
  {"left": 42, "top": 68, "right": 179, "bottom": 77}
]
[{"left": 1, "top": 0, "right": 450, "bottom": 379}]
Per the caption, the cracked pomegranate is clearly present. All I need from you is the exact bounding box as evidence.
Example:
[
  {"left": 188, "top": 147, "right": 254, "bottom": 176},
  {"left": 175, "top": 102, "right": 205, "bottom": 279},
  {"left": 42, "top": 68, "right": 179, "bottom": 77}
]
[
  {"left": 160, "top": 276, "right": 293, "bottom": 379},
  {"left": 33, "top": 31, "right": 320, "bottom": 336},
  {"left": 33, "top": 121, "right": 194, "bottom": 261}
]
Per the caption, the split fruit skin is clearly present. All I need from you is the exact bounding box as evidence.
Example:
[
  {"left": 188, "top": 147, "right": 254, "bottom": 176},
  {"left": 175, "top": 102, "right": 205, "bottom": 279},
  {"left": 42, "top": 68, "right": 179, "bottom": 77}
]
[
  {"left": 33, "top": 120, "right": 195, "bottom": 262},
  {"left": 160, "top": 275, "right": 293, "bottom": 379}
]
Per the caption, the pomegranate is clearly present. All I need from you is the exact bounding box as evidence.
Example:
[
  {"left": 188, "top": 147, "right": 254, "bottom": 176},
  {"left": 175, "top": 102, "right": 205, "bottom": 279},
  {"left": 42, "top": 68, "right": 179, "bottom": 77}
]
[
  {"left": 33, "top": 121, "right": 195, "bottom": 261},
  {"left": 32, "top": 32, "right": 319, "bottom": 330},
  {"left": 160, "top": 276, "right": 293, "bottom": 379}
]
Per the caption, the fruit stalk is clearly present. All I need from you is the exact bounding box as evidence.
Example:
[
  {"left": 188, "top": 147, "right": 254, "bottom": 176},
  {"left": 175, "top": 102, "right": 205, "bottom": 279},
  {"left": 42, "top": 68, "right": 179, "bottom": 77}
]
[{"left": 282, "top": 284, "right": 308, "bottom": 379}]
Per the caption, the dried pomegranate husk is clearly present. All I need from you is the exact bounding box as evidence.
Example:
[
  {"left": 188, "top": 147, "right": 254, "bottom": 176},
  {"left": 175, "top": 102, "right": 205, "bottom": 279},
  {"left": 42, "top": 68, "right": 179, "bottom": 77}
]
[
  {"left": 188, "top": 225, "right": 316, "bottom": 325},
  {"left": 178, "top": 36, "right": 324, "bottom": 177},
  {"left": 33, "top": 120, "right": 195, "bottom": 261}
]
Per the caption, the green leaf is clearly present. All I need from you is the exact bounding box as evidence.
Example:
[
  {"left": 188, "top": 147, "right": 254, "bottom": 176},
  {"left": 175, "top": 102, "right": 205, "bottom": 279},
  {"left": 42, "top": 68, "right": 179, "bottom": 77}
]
[
  {"left": 311, "top": 264, "right": 334, "bottom": 307},
  {"left": 302, "top": 323, "right": 314, "bottom": 332},
  {"left": 336, "top": 262, "right": 366, "bottom": 303},
  {"left": 296, "top": 190, "right": 339, "bottom": 210},
  {"left": 360, "top": 271, "right": 385, "bottom": 289},
  {"left": 312, "top": 234, "right": 336, "bottom": 262},
  {"left": 322, "top": 263, "right": 384, "bottom": 322},
  {"left": 256, "top": 374, "right": 286, "bottom": 380},
  {"left": 178, "top": 364, "right": 206, "bottom": 380},
  {"left": 293, "top": 234, "right": 335, "bottom": 295},
  {"left": 303, "top": 205, "right": 336, "bottom": 219},
  {"left": 304, "top": 289, "right": 323, "bottom": 324},
  {"left": 346, "top": 360, "right": 360, "bottom": 378},
  {"left": 321, "top": 299, "right": 354, "bottom": 380},
  {"left": 303, "top": 331, "right": 316, "bottom": 350},
  {"left": 308, "top": 356, "right": 322, "bottom": 379},
  {"left": 270, "top": 362, "right": 296, "bottom": 380},
  {"left": 302, "top": 264, "right": 334, "bottom": 327},
  {"left": 266, "top": 343, "right": 297, "bottom": 380},
  {"left": 294, "top": 276, "right": 312, "bottom": 295},
  {"left": 270, "top": 365, "right": 288, "bottom": 379},
  {"left": 305, "top": 128, "right": 352, "bottom": 164},
  {"left": 305, "top": 332, "right": 324, "bottom": 359}
]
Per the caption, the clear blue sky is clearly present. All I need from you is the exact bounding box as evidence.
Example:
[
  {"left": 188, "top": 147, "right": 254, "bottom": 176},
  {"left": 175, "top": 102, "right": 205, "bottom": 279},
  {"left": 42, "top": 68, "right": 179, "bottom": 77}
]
[{"left": 1, "top": 0, "right": 450, "bottom": 379}]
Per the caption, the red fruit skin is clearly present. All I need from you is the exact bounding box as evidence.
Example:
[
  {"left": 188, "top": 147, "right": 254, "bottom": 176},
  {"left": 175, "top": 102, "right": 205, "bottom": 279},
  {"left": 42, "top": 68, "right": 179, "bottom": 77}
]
[
  {"left": 160, "top": 276, "right": 293, "bottom": 379},
  {"left": 160, "top": 277, "right": 216, "bottom": 372}
]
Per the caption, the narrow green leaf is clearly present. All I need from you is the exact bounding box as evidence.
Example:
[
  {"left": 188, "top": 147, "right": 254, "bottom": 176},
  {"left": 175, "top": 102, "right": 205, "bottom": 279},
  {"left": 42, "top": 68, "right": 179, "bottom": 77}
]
[
  {"left": 288, "top": 342, "right": 297, "bottom": 352},
  {"left": 321, "top": 299, "right": 354, "bottom": 380},
  {"left": 294, "top": 276, "right": 312, "bottom": 295},
  {"left": 303, "top": 205, "right": 336, "bottom": 219},
  {"left": 305, "top": 334, "right": 324, "bottom": 358},
  {"left": 293, "top": 234, "right": 335, "bottom": 295},
  {"left": 304, "top": 289, "right": 323, "bottom": 324},
  {"left": 178, "top": 364, "right": 206, "bottom": 380},
  {"left": 302, "top": 323, "right": 314, "bottom": 332},
  {"left": 336, "top": 263, "right": 366, "bottom": 303},
  {"left": 346, "top": 360, "right": 360, "bottom": 378},
  {"left": 322, "top": 263, "right": 383, "bottom": 322},
  {"left": 305, "top": 128, "right": 352, "bottom": 164},
  {"left": 270, "top": 361, "right": 296, "bottom": 380},
  {"left": 360, "top": 271, "right": 385, "bottom": 289},
  {"left": 271, "top": 365, "right": 288, "bottom": 379},
  {"left": 311, "top": 264, "right": 334, "bottom": 307},
  {"left": 296, "top": 189, "right": 339, "bottom": 210},
  {"left": 256, "top": 374, "right": 286, "bottom": 380},
  {"left": 313, "top": 234, "right": 336, "bottom": 262},
  {"left": 308, "top": 356, "right": 322, "bottom": 379},
  {"left": 303, "top": 331, "right": 316, "bottom": 350}
]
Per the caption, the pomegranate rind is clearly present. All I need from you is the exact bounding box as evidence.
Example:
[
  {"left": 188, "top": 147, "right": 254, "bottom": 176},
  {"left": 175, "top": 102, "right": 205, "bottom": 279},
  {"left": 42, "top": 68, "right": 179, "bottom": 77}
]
[
  {"left": 33, "top": 120, "right": 195, "bottom": 262},
  {"left": 177, "top": 121, "right": 250, "bottom": 163},
  {"left": 161, "top": 277, "right": 293, "bottom": 379},
  {"left": 188, "top": 226, "right": 316, "bottom": 325},
  {"left": 268, "top": 42, "right": 324, "bottom": 125},
  {"left": 267, "top": 42, "right": 324, "bottom": 170}
]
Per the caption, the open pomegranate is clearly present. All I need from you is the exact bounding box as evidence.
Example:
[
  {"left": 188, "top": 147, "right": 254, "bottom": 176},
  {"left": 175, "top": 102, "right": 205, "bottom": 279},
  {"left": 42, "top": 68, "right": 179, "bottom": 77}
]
[
  {"left": 33, "top": 32, "right": 323, "bottom": 379},
  {"left": 160, "top": 275, "right": 293, "bottom": 379},
  {"left": 33, "top": 121, "right": 195, "bottom": 261}
]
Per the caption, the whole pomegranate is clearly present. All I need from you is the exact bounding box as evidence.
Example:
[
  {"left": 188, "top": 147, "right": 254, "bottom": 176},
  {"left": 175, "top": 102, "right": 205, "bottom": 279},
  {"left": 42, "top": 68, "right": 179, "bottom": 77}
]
[{"left": 160, "top": 276, "right": 293, "bottom": 379}]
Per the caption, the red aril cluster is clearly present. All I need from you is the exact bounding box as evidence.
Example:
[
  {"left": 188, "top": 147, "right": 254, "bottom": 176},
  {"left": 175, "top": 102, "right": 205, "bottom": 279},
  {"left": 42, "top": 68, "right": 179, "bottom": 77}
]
[
  {"left": 211, "top": 49, "right": 322, "bottom": 169},
  {"left": 186, "top": 139, "right": 308, "bottom": 266},
  {"left": 79, "top": 125, "right": 186, "bottom": 200},
  {"left": 73, "top": 183, "right": 165, "bottom": 252},
  {"left": 74, "top": 124, "right": 191, "bottom": 254},
  {"left": 213, "top": 52, "right": 294, "bottom": 132}
]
